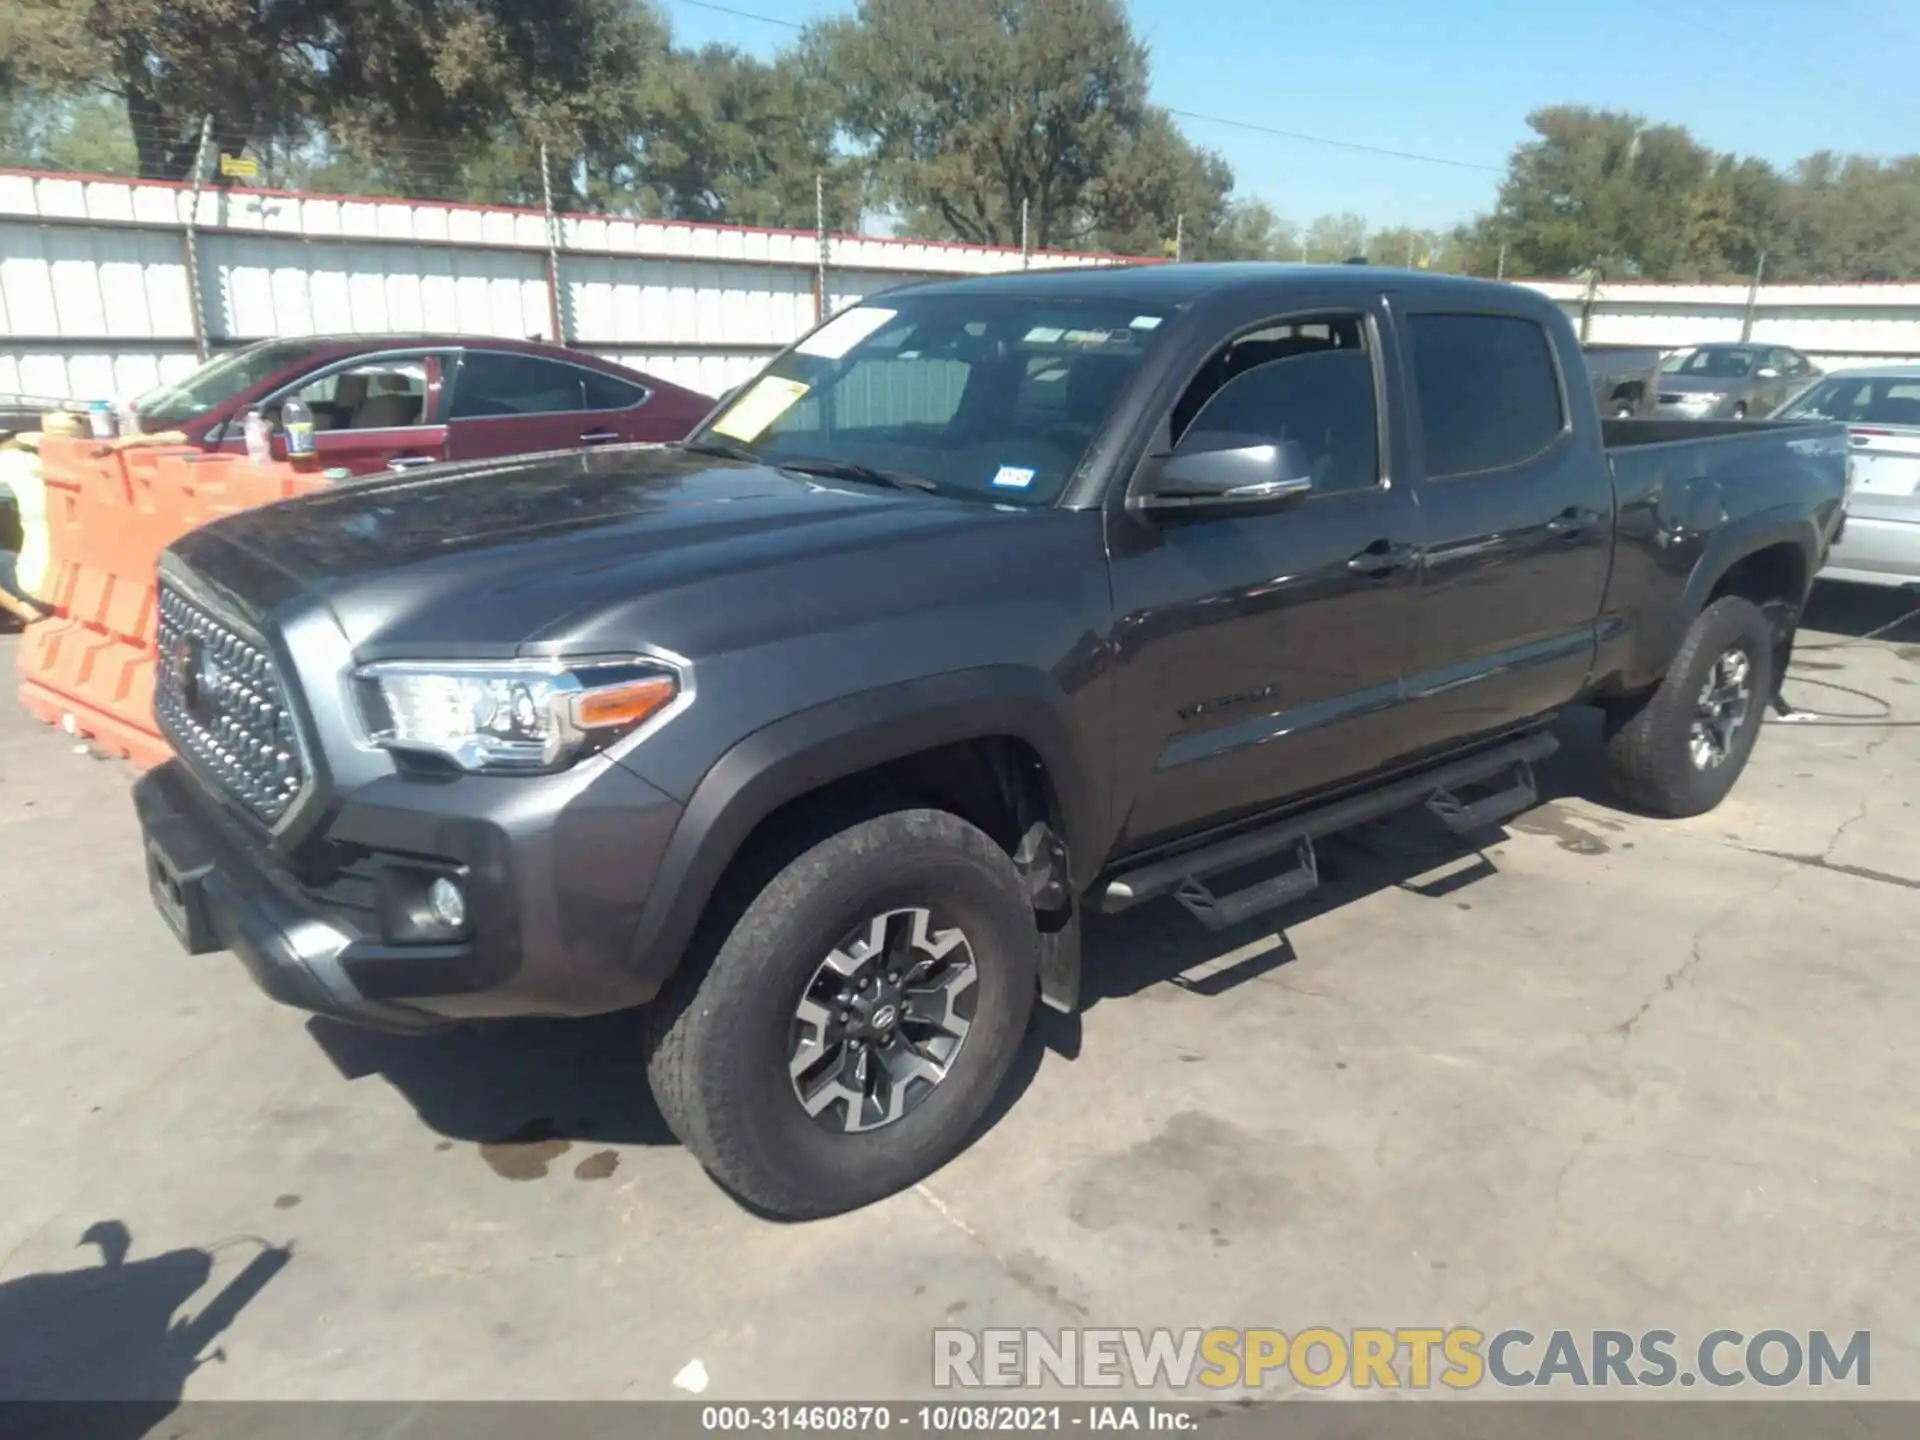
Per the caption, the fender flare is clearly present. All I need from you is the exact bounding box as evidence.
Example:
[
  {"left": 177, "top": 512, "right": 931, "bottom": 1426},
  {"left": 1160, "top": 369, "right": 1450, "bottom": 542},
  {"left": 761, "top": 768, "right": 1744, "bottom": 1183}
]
[
  {"left": 1650, "top": 506, "right": 1821, "bottom": 671},
  {"left": 623, "top": 666, "right": 1100, "bottom": 993}
]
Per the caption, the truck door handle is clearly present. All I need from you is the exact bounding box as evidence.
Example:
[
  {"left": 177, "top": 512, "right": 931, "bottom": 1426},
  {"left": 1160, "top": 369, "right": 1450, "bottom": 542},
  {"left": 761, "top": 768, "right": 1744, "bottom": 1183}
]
[
  {"left": 580, "top": 430, "right": 621, "bottom": 445},
  {"left": 1545, "top": 507, "right": 1601, "bottom": 537},
  {"left": 388, "top": 456, "right": 435, "bottom": 470},
  {"left": 1346, "top": 540, "right": 1418, "bottom": 576}
]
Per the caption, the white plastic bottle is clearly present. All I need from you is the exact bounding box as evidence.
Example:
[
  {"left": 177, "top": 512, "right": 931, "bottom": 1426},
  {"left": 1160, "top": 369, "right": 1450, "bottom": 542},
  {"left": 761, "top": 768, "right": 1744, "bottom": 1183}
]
[{"left": 242, "top": 408, "right": 273, "bottom": 465}]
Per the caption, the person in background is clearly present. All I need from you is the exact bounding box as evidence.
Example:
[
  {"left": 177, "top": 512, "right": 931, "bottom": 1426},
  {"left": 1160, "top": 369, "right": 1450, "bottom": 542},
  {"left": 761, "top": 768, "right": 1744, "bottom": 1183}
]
[{"left": 0, "top": 450, "right": 46, "bottom": 627}]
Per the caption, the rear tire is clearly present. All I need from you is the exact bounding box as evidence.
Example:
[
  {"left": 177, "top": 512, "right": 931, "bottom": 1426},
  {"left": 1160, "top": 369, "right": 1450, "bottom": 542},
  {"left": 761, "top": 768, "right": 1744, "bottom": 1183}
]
[
  {"left": 1605, "top": 596, "right": 1775, "bottom": 817},
  {"left": 644, "top": 808, "right": 1038, "bottom": 1219}
]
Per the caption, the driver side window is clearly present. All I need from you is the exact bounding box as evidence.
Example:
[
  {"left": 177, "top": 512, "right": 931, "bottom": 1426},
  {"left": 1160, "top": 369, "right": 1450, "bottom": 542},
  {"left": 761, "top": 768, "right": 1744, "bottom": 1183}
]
[
  {"left": 277, "top": 359, "right": 433, "bottom": 432},
  {"left": 1167, "top": 316, "right": 1381, "bottom": 496}
]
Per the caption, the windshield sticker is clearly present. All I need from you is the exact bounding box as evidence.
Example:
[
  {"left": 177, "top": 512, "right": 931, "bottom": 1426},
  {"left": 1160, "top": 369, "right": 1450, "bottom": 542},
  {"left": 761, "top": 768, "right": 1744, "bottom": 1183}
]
[
  {"left": 1023, "top": 326, "right": 1065, "bottom": 344},
  {"left": 1130, "top": 314, "right": 1163, "bottom": 330},
  {"left": 991, "top": 465, "right": 1037, "bottom": 490},
  {"left": 795, "top": 306, "right": 899, "bottom": 359},
  {"left": 711, "top": 376, "right": 811, "bottom": 442}
]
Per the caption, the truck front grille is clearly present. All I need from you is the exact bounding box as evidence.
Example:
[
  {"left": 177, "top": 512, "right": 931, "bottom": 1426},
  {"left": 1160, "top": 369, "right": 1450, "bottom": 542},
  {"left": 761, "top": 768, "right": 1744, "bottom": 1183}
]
[{"left": 154, "top": 583, "right": 307, "bottom": 825}]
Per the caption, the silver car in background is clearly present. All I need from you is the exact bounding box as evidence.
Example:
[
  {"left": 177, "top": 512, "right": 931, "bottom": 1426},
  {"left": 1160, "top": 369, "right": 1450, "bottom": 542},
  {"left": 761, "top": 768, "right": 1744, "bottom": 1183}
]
[
  {"left": 1777, "top": 365, "right": 1920, "bottom": 589},
  {"left": 1656, "top": 343, "right": 1820, "bottom": 420}
]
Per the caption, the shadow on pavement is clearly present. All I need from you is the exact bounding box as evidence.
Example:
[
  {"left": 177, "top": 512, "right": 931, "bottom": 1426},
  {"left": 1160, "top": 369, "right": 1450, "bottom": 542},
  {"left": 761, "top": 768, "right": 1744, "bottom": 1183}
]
[
  {"left": 0, "top": 1220, "right": 289, "bottom": 1435},
  {"left": 307, "top": 997, "right": 1057, "bottom": 1204},
  {"left": 1802, "top": 579, "right": 1920, "bottom": 643},
  {"left": 306, "top": 1009, "right": 676, "bottom": 1150}
]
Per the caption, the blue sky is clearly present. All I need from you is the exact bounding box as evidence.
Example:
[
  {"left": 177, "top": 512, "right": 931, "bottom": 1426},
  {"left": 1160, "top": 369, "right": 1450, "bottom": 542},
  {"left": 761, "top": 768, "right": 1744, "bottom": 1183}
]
[{"left": 659, "top": 0, "right": 1918, "bottom": 233}]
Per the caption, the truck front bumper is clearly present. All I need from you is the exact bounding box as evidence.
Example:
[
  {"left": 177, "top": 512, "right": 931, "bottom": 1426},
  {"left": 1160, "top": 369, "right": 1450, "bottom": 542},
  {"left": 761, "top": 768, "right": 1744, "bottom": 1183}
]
[{"left": 133, "top": 755, "right": 685, "bottom": 1031}]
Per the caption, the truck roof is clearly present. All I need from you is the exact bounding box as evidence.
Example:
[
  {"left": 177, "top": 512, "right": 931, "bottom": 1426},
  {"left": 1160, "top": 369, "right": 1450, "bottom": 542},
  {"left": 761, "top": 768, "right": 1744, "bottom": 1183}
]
[{"left": 900, "top": 261, "right": 1527, "bottom": 308}]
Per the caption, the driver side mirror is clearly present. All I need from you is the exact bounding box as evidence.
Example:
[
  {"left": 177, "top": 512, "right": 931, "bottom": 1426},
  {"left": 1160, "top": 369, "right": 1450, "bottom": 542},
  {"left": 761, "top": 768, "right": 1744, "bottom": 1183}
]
[{"left": 1136, "top": 435, "right": 1314, "bottom": 516}]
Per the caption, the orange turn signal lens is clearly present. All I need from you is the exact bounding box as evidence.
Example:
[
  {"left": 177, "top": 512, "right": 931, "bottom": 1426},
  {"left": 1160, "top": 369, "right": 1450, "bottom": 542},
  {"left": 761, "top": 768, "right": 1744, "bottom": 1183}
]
[{"left": 572, "top": 674, "right": 679, "bottom": 731}]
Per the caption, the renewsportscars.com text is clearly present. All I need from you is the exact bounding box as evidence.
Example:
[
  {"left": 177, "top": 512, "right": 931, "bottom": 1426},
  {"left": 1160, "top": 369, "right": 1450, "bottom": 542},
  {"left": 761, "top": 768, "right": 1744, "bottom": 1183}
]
[{"left": 933, "top": 1327, "right": 1871, "bottom": 1391}]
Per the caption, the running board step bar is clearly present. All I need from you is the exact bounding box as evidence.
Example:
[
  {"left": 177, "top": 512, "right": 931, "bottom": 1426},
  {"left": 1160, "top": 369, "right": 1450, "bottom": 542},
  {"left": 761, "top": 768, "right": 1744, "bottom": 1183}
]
[
  {"left": 1175, "top": 840, "right": 1318, "bottom": 932},
  {"left": 1426, "top": 760, "right": 1538, "bottom": 837},
  {"left": 1096, "top": 730, "right": 1558, "bottom": 917}
]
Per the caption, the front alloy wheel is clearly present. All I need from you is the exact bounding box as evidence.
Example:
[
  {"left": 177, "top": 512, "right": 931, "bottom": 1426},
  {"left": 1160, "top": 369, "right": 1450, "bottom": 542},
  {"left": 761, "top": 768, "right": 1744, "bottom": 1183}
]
[
  {"left": 642, "top": 807, "right": 1038, "bottom": 1218},
  {"left": 789, "top": 908, "right": 979, "bottom": 1133}
]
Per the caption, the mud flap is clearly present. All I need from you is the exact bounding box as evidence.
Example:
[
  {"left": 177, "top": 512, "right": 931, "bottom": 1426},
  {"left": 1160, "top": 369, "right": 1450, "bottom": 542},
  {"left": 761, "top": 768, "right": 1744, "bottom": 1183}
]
[{"left": 1036, "top": 903, "right": 1080, "bottom": 1015}]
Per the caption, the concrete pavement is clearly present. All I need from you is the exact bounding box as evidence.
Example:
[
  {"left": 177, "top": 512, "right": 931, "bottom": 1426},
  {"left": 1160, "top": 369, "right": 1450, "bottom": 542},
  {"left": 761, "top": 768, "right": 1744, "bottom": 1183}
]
[{"left": 1, "top": 584, "right": 1916, "bottom": 1404}]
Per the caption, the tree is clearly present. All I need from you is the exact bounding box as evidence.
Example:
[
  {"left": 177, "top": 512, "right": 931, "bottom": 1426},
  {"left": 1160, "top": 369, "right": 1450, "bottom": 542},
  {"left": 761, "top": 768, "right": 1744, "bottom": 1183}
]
[
  {"left": 1197, "top": 198, "right": 1299, "bottom": 262},
  {"left": 0, "top": 0, "right": 672, "bottom": 188},
  {"left": 1464, "top": 106, "right": 1715, "bottom": 279},
  {"left": 1086, "top": 108, "right": 1233, "bottom": 256},
  {"left": 632, "top": 46, "right": 859, "bottom": 228},
  {"left": 3, "top": 0, "right": 328, "bottom": 178},
  {"left": 811, "top": 0, "right": 1152, "bottom": 250},
  {"left": 1302, "top": 212, "right": 1367, "bottom": 263}
]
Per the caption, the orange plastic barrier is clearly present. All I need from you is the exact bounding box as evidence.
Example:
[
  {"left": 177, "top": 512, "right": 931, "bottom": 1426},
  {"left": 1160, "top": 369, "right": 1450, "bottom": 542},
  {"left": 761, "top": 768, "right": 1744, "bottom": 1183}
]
[{"left": 16, "top": 437, "right": 322, "bottom": 766}]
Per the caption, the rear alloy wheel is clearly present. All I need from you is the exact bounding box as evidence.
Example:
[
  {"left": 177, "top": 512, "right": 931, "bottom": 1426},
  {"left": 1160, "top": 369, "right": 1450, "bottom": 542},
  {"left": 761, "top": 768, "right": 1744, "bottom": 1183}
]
[
  {"left": 644, "top": 808, "right": 1037, "bottom": 1219},
  {"left": 1688, "top": 648, "right": 1753, "bottom": 771},
  {"left": 1605, "top": 595, "right": 1776, "bottom": 816}
]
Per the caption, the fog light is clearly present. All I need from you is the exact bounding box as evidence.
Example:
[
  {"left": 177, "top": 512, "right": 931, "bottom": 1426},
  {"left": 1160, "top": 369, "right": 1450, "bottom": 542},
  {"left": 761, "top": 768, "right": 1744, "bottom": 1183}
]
[{"left": 428, "top": 876, "right": 467, "bottom": 932}]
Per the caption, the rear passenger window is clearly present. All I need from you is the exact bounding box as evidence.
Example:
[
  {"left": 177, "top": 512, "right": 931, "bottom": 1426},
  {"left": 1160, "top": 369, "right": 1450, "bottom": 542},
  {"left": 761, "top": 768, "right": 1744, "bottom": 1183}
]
[
  {"left": 1170, "top": 315, "right": 1380, "bottom": 496},
  {"left": 451, "top": 353, "right": 587, "bottom": 418},
  {"left": 1410, "top": 315, "right": 1565, "bottom": 477},
  {"left": 580, "top": 370, "right": 649, "bottom": 411}
]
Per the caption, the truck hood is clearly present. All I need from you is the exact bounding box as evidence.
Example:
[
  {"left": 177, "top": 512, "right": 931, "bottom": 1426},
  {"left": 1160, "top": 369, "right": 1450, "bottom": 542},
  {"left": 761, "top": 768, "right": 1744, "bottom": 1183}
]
[{"left": 172, "top": 445, "right": 1013, "bottom": 655}]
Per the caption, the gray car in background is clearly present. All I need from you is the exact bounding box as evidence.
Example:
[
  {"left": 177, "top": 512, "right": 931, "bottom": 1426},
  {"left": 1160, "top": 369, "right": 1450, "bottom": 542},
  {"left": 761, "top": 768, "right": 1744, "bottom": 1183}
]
[
  {"left": 1778, "top": 364, "right": 1920, "bottom": 590},
  {"left": 1657, "top": 343, "right": 1820, "bottom": 419}
]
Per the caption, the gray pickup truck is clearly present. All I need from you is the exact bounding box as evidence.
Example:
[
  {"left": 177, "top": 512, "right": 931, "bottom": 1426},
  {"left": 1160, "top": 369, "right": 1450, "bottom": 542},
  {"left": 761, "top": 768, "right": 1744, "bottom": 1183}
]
[{"left": 134, "top": 265, "right": 1848, "bottom": 1218}]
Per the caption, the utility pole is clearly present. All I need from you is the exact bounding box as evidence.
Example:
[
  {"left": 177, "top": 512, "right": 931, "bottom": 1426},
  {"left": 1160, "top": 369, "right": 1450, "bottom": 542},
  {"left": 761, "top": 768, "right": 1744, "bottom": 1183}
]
[
  {"left": 1740, "top": 250, "right": 1769, "bottom": 341},
  {"left": 1496, "top": 240, "right": 1508, "bottom": 281},
  {"left": 1174, "top": 213, "right": 1185, "bottom": 263},
  {"left": 1406, "top": 233, "right": 1416, "bottom": 268},
  {"left": 814, "top": 173, "right": 830, "bottom": 323},
  {"left": 1579, "top": 265, "right": 1601, "bottom": 342},
  {"left": 1020, "top": 198, "right": 1030, "bottom": 269},
  {"left": 182, "top": 116, "right": 214, "bottom": 361},
  {"left": 538, "top": 142, "right": 567, "bottom": 345}
]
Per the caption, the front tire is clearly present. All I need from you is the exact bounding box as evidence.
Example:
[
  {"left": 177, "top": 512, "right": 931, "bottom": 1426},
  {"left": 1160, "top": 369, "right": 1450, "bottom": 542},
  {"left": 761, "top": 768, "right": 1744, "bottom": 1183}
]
[
  {"left": 1605, "top": 596, "right": 1776, "bottom": 816},
  {"left": 644, "top": 808, "right": 1038, "bottom": 1219}
]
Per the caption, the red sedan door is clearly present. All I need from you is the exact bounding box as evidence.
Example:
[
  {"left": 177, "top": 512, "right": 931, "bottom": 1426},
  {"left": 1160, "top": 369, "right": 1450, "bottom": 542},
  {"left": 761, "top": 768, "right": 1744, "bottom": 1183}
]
[
  {"left": 222, "top": 352, "right": 452, "bottom": 477},
  {"left": 442, "top": 351, "right": 701, "bottom": 461}
]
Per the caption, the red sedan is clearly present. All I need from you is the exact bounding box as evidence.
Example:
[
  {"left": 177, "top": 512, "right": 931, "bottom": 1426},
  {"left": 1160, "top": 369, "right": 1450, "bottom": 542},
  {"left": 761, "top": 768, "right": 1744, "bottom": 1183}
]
[{"left": 130, "top": 335, "right": 715, "bottom": 475}]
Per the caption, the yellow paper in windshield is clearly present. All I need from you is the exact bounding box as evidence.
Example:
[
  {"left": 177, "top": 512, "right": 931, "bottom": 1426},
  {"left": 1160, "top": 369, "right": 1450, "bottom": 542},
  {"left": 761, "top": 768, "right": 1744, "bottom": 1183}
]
[{"left": 711, "top": 376, "right": 811, "bottom": 442}]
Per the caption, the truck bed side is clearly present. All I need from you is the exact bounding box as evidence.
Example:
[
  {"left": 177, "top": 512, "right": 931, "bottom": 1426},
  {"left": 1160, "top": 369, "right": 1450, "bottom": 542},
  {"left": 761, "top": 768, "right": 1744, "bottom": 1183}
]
[{"left": 1593, "top": 417, "right": 1849, "bottom": 694}]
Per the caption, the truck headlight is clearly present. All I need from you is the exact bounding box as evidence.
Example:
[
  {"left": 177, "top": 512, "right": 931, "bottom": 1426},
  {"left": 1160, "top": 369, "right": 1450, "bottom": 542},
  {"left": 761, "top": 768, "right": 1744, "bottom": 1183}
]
[{"left": 353, "top": 658, "right": 685, "bottom": 773}]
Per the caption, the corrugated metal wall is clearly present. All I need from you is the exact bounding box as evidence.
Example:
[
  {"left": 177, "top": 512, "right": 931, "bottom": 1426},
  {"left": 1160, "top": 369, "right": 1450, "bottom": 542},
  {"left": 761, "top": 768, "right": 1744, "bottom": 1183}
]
[
  {"left": 0, "top": 170, "right": 1130, "bottom": 402},
  {"left": 1528, "top": 279, "right": 1920, "bottom": 368},
  {"left": 10, "top": 170, "right": 1920, "bottom": 406}
]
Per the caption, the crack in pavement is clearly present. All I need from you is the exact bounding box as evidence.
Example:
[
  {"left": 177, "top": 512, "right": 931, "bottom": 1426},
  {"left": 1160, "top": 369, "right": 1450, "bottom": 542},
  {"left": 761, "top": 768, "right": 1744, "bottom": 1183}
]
[
  {"left": 1614, "top": 930, "right": 1709, "bottom": 1044},
  {"left": 1736, "top": 846, "right": 1920, "bottom": 893},
  {"left": 913, "top": 1183, "right": 1090, "bottom": 1321},
  {"left": 1823, "top": 794, "right": 1873, "bottom": 863}
]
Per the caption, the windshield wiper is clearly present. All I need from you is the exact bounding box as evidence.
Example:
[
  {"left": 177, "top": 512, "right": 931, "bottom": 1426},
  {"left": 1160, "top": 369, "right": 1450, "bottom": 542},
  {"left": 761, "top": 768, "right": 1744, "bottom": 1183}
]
[
  {"left": 678, "top": 435, "right": 763, "bottom": 463},
  {"left": 775, "top": 456, "right": 939, "bottom": 493}
]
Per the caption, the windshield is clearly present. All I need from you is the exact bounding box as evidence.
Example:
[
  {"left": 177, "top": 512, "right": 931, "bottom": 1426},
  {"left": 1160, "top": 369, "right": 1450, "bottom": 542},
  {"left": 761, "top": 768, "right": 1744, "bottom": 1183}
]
[
  {"left": 692, "top": 295, "right": 1170, "bottom": 504},
  {"left": 133, "top": 341, "right": 327, "bottom": 425},
  {"left": 1779, "top": 375, "right": 1920, "bottom": 427},
  {"left": 1661, "top": 347, "right": 1758, "bottom": 379}
]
